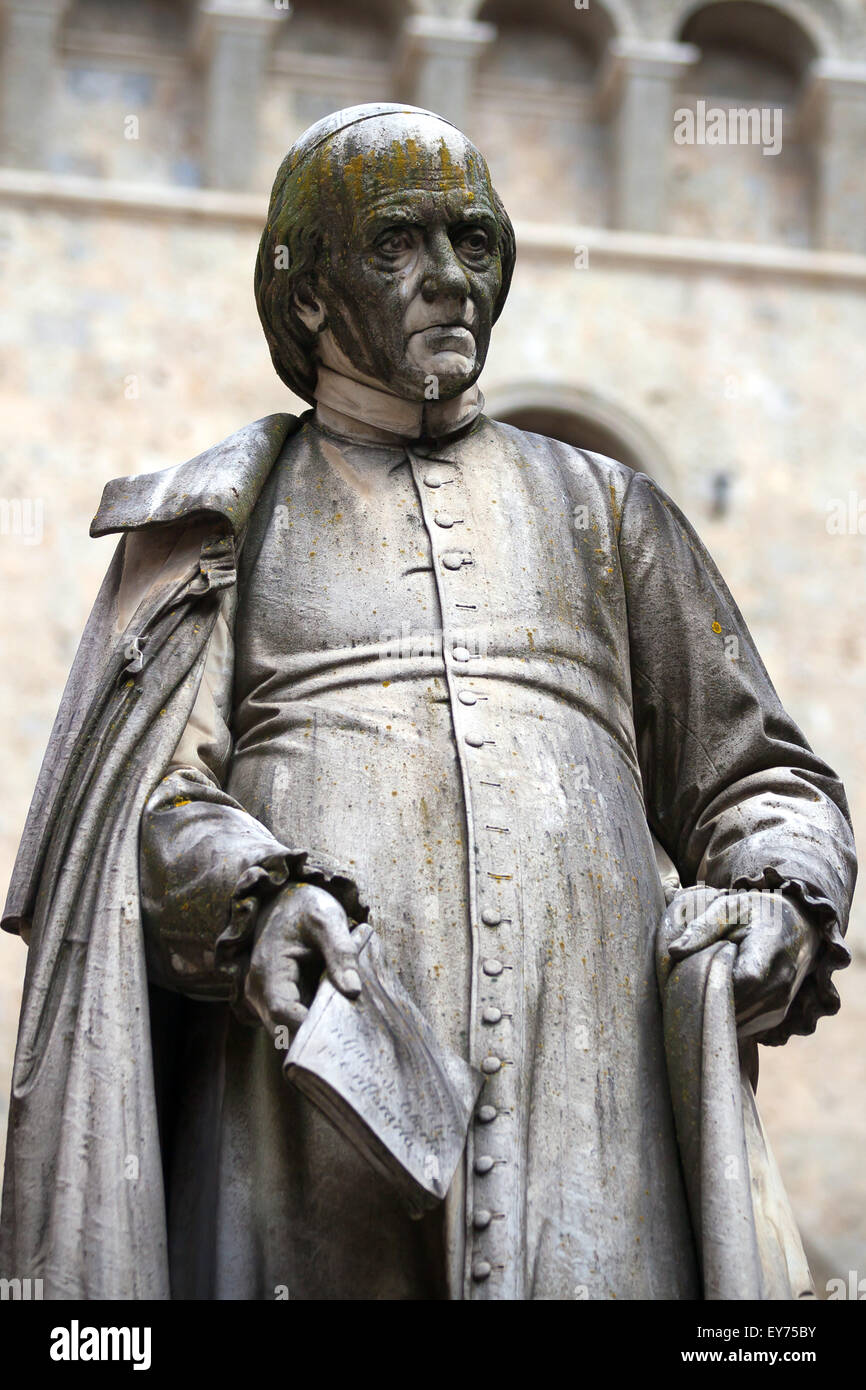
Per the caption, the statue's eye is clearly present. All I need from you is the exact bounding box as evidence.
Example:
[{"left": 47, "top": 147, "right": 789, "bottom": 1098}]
[
  {"left": 377, "top": 229, "right": 414, "bottom": 257},
  {"left": 455, "top": 228, "right": 490, "bottom": 258}
]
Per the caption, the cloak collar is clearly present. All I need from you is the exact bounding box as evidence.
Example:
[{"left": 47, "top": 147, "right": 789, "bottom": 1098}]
[{"left": 90, "top": 413, "right": 297, "bottom": 538}]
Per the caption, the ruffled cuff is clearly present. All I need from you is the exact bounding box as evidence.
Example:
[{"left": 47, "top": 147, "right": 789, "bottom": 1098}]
[
  {"left": 140, "top": 769, "right": 367, "bottom": 1003},
  {"left": 730, "top": 867, "right": 851, "bottom": 1045}
]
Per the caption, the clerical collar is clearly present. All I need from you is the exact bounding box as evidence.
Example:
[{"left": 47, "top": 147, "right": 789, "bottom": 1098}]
[{"left": 313, "top": 365, "right": 483, "bottom": 445}]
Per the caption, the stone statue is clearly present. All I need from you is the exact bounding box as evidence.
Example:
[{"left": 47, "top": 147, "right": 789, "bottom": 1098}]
[{"left": 0, "top": 104, "right": 856, "bottom": 1301}]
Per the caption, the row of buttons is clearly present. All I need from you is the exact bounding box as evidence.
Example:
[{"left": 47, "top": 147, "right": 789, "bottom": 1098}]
[
  {"left": 411, "top": 446, "right": 520, "bottom": 1296},
  {"left": 449, "top": 521, "right": 511, "bottom": 1290}
]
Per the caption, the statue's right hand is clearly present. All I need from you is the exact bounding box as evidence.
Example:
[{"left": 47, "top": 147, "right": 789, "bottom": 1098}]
[{"left": 243, "top": 882, "right": 361, "bottom": 1039}]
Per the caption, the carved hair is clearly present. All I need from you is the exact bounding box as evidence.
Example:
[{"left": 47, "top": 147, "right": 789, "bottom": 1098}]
[{"left": 254, "top": 105, "right": 516, "bottom": 406}]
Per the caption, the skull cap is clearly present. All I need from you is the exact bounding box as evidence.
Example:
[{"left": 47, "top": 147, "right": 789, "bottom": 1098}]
[{"left": 281, "top": 102, "right": 461, "bottom": 176}]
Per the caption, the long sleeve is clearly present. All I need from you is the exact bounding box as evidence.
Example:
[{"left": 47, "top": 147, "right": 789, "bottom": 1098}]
[
  {"left": 139, "top": 595, "right": 364, "bottom": 1003},
  {"left": 618, "top": 470, "right": 857, "bottom": 1044}
]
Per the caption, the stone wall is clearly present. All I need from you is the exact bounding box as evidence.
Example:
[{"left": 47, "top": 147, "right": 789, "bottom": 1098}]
[{"left": 1, "top": 0, "right": 864, "bottom": 1291}]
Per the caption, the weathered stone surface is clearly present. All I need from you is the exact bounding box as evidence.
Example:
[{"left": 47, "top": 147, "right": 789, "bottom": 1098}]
[{"left": 1, "top": 0, "right": 865, "bottom": 1290}]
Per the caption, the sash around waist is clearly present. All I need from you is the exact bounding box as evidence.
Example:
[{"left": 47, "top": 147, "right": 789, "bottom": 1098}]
[{"left": 230, "top": 646, "right": 637, "bottom": 771}]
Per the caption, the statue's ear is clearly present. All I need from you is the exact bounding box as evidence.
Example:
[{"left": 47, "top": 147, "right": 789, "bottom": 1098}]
[{"left": 292, "top": 282, "right": 326, "bottom": 335}]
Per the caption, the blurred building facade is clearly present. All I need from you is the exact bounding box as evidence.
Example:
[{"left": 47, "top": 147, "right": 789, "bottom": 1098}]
[{"left": 1, "top": 0, "right": 865, "bottom": 1289}]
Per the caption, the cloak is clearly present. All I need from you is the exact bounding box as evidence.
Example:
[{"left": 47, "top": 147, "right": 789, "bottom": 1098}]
[{"left": 0, "top": 414, "right": 297, "bottom": 1297}]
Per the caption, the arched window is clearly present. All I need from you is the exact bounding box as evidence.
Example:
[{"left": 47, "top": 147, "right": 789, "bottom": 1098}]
[
  {"left": 277, "top": 0, "right": 400, "bottom": 65},
  {"left": 485, "top": 382, "right": 672, "bottom": 488},
  {"left": 56, "top": 0, "right": 198, "bottom": 184},
  {"left": 670, "top": 1, "right": 818, "bottom": 247},
  {"left": 62, "top": 0, "right": 192, "bottom": 49},
  {"left": 262, "top": 0, "right": 401, "bottom": 179},
  {"left": 470, "top": 0, "right": 623, "bottom": 227}
]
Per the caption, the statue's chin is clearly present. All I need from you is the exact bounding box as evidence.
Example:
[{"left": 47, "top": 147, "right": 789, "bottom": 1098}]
[{"left": 401, "top": 346, "right": 478, "bottom": 400}]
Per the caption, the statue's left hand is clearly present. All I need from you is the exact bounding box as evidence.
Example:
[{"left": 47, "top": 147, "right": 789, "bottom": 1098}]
[{"left": 664, "top": 887, "right": 821, "bottom": 1038}]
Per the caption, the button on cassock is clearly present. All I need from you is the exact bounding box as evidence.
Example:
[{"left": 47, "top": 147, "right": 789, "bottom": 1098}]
[{"left": 405, "top": 442, "right": 521, "bottom": 1299}]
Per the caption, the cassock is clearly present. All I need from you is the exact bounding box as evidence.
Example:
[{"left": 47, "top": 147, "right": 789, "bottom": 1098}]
[
  {"left": 136, "top": 376, "right": 854, "bottom": 1300},
  {"left": 1, "top": 383, "right": 855, "bottom": 1300}
]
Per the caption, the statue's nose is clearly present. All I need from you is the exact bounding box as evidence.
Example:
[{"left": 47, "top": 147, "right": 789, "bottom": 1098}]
[{"left": 420, "top": 236, "right": 470, "bottom": 302}]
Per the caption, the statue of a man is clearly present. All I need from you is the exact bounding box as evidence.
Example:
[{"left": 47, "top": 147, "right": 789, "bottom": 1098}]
[{"left": 0, "top": 104, "right": 856, "bottom": 1301}]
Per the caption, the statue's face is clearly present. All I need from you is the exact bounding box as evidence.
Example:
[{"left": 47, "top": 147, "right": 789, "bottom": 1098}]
[{"left": 300, "top": 115, "right": 504, "bottom": 401}]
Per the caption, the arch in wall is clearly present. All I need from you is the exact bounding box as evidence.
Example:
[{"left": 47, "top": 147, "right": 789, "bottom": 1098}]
[
  {"left": 667, "top": 0, "right": 820, "bottom": 247},
  {"left": 278, "top": 0, "right": 401, "bottom": 61},
  {"left": 672, "top": 0, "right": 834, "bottom": 66},
  {"left": 475, "top": 0, "right": 630, "bottom": 82},
  {"left": 470, "top": 0, "right": 628, "bottom": 227},
  {"left": 470, "top": 0, "right": 638, "bottom": 45},
  {"left": 483, "top": 381, "right": 673, "bottom": 490},
  {"left": 62, "top": 0, "right": 194, "bottom": 47},
  {"left": 268, "top": 0, "right": 402, "bottom": 143}
]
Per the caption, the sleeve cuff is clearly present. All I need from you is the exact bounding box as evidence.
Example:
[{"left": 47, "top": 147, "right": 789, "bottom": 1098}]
[
  {"left": 730, "top": 867, "right": 851, "bottom": 1045},
  {"left": 141, "top": 765, "right": 369, "bottom": 1002}
]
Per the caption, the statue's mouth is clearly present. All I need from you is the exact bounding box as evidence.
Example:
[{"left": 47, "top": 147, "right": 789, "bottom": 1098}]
[{"left": 419, "top": 324, "right": 475, "bottom": 355}]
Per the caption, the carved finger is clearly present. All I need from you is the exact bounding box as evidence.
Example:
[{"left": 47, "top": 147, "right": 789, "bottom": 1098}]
[
  {"left": 266, "top": 996, "right": 309, "bottom": 1034},
  {"left": 732, "top": 931, "right": 796, "bottom": 1017},
  {"left": 303, "top": 909, "right": 361, "bottom": 998},
  {"left": 255, "top": 975, "right": 309, "bottom": 1035},
  {"left": 668, "top": 892, "right": 752, "bottom": 958}
]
